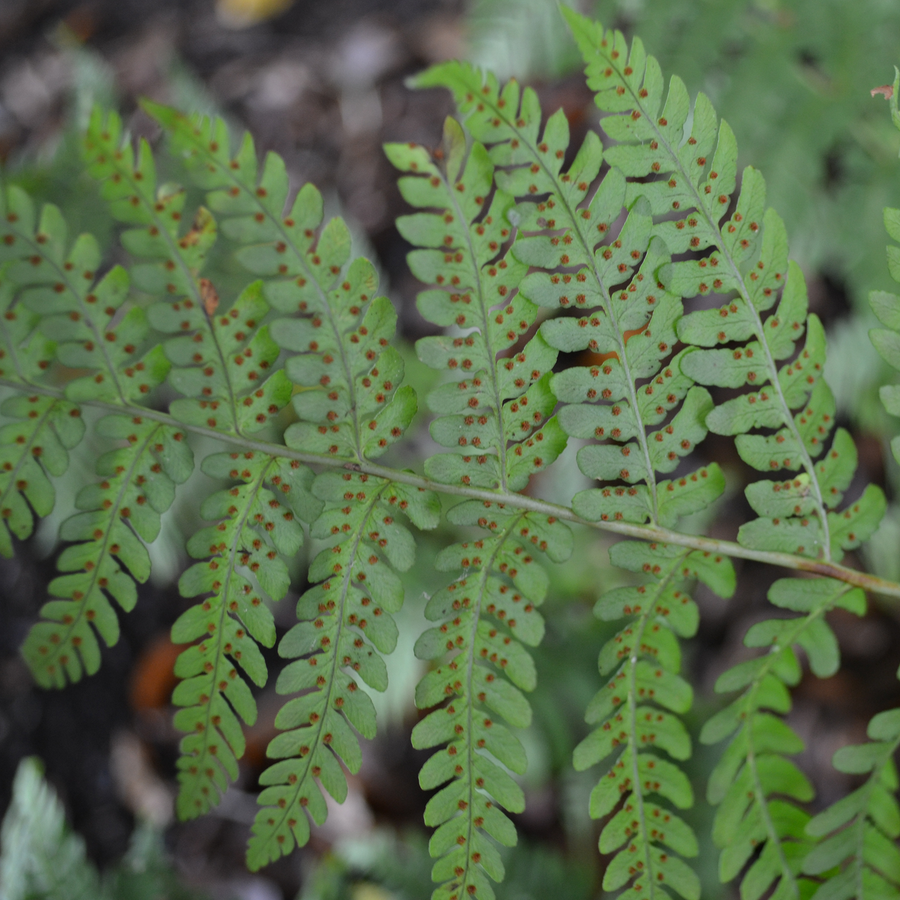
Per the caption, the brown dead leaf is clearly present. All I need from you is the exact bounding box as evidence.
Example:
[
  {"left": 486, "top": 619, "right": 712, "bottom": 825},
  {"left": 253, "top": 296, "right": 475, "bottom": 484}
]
[
  {"left": 871, "top": 84, "right": 894, "bottom": 99},
  {"left": 199, "top": 278, "right": 219, "bottom": 316}
]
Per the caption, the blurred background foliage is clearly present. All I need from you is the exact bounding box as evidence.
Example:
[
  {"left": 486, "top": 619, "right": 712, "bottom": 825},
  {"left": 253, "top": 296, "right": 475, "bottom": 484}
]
[{"left": 3, "top": 1, "right": 900, "bottom": 898}]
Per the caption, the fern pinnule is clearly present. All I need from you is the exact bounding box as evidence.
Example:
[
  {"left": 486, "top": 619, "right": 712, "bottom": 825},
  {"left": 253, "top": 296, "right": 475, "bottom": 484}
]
[
  {"left": 574, "top": 540, "right": 733, "bottom": 900},
  {"left": 803, "top": 709, "right": 900, "bottom": 899},
  {"left": 700, "top": 577, "right": 865, "bottom": 898},
  {"left": 564, "top": 10, "right": 886, "bottom": 562}
]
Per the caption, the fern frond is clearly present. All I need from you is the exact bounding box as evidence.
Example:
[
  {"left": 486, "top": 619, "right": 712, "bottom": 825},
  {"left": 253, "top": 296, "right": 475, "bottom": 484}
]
[
  {"left": 563, "top": 9, "right": 886, "bottom": 562},
  {"left": 22, "top": 417, "right": 192, "bottom": 687},
  {"left": 0, "top": 176, "right": 168, "bottom": 561},
  {"left": 573, "top": 540, "right": 733, "bottom": 899},
  {"left": 384, "top": 118, "right": 572, "bottom": 900},
  {"left": 82, "top": 107, "right": 338, "bottom": 813},
  {"left": 172, "top": 451, "right": 319, "bottom": 818},
  {"left": 247, "top": 474, "right": 438, "bottom": 870},
  {"left": 701, "top": 577, "right": 866, "bottom": 899},
  {"left": 804, "top": 709, "right": 900, "bottom": 899},
  {"left": 412, "top": 58, "right": 732, "bottom": 900},
  {"left": 0, "top": 171, "right": 190, "bottom": 686}
]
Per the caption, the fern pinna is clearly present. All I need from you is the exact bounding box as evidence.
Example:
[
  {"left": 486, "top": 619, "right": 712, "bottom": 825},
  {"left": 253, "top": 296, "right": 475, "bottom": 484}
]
[
  {"left": 386, "top": 118, "right": 576, "bottom": 899},
  {"left": 4, "top": 9, "right": 900, "bottom": 900}
]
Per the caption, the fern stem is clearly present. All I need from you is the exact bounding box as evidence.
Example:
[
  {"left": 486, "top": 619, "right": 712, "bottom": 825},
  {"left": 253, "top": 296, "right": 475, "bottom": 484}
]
[{"left": 5, "top": 377, "right": 898, "bottom": 600}]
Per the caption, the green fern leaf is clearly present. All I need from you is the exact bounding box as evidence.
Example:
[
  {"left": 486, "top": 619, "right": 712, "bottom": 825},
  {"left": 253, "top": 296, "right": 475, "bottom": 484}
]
[
  {"left": 172, "top": 451, "right": 318, "bottom": 818},
  {"left": 246, "top": 474, "right": 437, "bottom": 871},
  {"left": 415, "top": 61, "right": 720, "bottom": 531},
  {"left": 0, "top": 175, "right": 173, "bottom": 560},
  {"left": 145, "top": 102, "right": 412, "bottom": 463},
  {"left": 563, "top": 9, "right": 885, "bottom": 563},
  {"left": 134, "top": 104, "right": 437, "bottom": 862},
  {"left": 409, "top": 501, "right": 567, "bottom": 900},
  {"left": 803, "top": 707, "right": 900, "bottom": 899},
  {"left": 386, "top": 118, "right": 574, "bottom": 899},
  {"left": 387, "top": 117, "right": 564, "bottom": 493},
  {"left": 0, "top": 163, "right": 196, "bottom": 687},
  {"left": 701, "top": 577, "right": 865, "bottom": 898},
  {"left": 22, "top": 418, "right": 191, "bottom": 687},
  {"left": 82, "top": 108, "right": 295, "bottom": 436},
  {"left": 574, "top": 540, "right": 733, "bottom": 900},
  {"left": 0, "top": 391, "right": 83, "bottom": 558}
]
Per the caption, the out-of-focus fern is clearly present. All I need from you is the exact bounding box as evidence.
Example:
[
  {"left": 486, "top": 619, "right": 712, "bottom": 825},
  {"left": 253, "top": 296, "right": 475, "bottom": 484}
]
[
  {"left": 5, "top": 9, "right": 900, "bottom": 900},
  {"left": 0, "top": 757, "right": 210, "bottom": 900}
]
